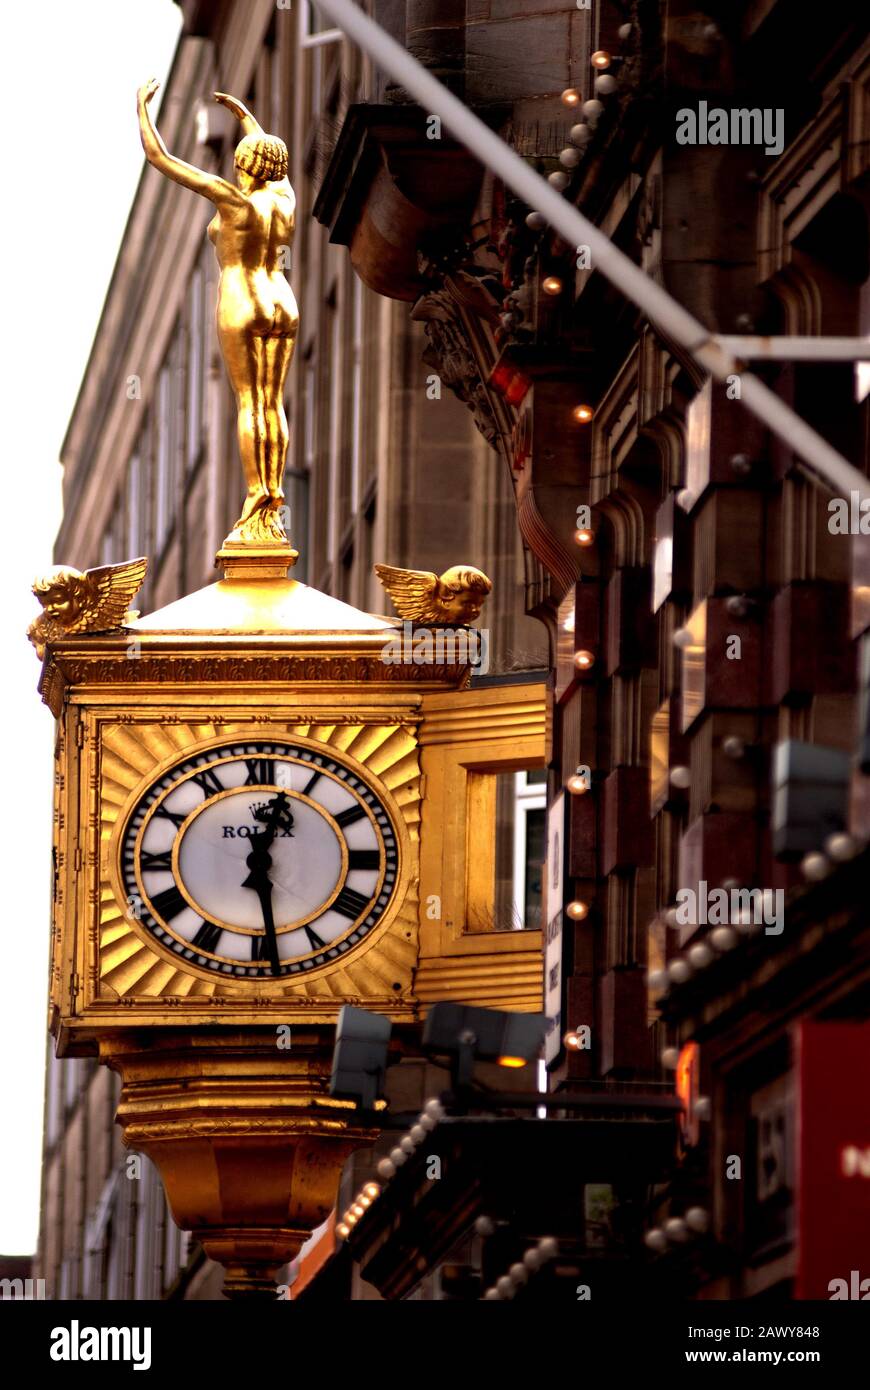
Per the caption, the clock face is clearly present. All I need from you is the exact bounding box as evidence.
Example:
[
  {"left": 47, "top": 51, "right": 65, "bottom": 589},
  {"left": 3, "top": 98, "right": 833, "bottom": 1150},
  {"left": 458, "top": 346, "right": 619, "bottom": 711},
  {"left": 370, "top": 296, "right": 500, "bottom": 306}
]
[{"left": 119, "top": 740, "right": 399, "bottom": 978}]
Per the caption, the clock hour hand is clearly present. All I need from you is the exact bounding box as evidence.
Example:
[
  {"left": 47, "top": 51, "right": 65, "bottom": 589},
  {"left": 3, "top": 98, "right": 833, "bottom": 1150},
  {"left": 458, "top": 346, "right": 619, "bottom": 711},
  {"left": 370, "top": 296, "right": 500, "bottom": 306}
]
[{"left": 242, "top": 853, "right": 281, "bottom": 976}]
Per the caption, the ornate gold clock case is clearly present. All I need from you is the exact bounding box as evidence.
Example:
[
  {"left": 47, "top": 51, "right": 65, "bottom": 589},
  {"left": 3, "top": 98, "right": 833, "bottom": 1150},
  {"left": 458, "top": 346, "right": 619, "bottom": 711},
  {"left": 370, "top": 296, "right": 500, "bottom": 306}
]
[{"left": 38, "top": 561, "right": 547, "bottom": 1295}]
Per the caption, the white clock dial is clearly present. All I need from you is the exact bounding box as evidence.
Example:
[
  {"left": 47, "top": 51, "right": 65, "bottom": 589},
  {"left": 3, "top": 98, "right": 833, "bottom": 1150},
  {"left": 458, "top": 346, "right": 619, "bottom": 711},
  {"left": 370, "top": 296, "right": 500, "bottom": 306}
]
[{"left": 119, "top": 740, "right": 399, "bottom": 978}]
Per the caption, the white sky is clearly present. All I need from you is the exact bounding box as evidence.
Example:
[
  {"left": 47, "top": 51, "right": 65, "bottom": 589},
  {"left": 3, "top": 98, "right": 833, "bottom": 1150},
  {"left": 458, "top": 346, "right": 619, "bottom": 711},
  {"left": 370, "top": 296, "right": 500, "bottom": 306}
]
[{"left": 0, "top": 0, "right": 181, "bottom": 1256}]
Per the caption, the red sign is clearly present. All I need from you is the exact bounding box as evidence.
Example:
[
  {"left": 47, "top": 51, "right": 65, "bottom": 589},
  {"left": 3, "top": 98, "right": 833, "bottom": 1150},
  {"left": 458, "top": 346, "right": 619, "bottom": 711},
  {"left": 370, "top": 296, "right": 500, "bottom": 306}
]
[{"left": 796, "top": 1022, "right": 870, "bottom": 1298}]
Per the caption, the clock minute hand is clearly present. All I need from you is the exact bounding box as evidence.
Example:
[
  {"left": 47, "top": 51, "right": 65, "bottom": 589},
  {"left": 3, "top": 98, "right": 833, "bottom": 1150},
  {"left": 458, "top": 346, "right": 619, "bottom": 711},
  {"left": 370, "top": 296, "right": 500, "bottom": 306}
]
[{"left": 242, "top": 852, "right": 281, "bottom": 976}]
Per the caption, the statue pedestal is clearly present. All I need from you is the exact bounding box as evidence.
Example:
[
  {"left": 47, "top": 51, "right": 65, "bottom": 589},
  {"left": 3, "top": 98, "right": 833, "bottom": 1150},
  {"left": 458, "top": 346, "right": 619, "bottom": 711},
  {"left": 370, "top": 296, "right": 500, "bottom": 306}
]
[
  {"left": 215, "top": 540, "right": 298, "bottom": 582},
  {"left": 100, "top": 1029, "right": 380, "bottom": 1300}
]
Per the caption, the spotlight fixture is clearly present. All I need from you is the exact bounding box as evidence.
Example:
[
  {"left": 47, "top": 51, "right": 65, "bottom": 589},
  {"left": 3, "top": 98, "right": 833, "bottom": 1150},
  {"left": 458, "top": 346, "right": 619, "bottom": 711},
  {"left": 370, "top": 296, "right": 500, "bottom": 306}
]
[
  {"left": 572, "top": 403, "right": 594, "bottom": 422},
  {"left": 422, "top": 1001, "right": 545, "bottom": 1088},
  {"left": 591, "top": 50, "right": 612, "bottom": 69},
  {"left": 329, "top": 1004, "right": 392, "bottom": 1110},
  {"left": 573, "top": 649, "right": 595, "bottom": 670}
]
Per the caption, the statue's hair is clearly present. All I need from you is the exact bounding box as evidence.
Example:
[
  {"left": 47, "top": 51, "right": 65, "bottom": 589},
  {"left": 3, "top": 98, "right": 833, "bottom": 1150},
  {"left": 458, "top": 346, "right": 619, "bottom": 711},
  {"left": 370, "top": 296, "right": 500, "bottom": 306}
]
[{"left": 234, "top": 133, "right": 288, "bottom": 183}]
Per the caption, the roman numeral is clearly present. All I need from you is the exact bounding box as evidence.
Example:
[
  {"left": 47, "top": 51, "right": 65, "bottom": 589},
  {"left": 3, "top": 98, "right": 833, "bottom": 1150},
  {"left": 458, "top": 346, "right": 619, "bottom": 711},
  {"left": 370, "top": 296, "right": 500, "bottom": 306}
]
[
  {"left": 348, "top": 850, "right": 381, "bottom": 872},
  {"left": 153, "top": 805, "right": 187, "bottom": 829},
  {"left": 304, "top": 925, "right": 326, "bottom": 950},
  {"left": 302, "top": 770, "right": 322, "bottom": 796},
  {"left": 333, "top": 886, "right": 371, "bottom": 919},
  {"left": 191, "top": 766, "right": 224, "bottom": 797},
  {"left": 150, "top": 884, "right": 187, "bottom": 920},
  {"left": 140, "top": 848, "right": 174, "bottom": 872},
  {"left": 251, "top": 933, "right": 268, "bottom": 962},
  {"left": 334, "top": 804, "right": 367, "bottom": 829},
  {"left": 245, "top": 758, "right": 275, "bottom": 785},
  {"left": 192, "top": 920, "right": 222, "bottom": 954}
]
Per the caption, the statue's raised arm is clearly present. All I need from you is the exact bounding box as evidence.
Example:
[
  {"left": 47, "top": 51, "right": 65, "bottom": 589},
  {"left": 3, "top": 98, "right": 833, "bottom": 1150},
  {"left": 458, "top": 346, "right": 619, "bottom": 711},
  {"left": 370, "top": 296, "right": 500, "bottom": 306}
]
[{"left": 137, "top": 82, "right": 299, "bottom": 560}]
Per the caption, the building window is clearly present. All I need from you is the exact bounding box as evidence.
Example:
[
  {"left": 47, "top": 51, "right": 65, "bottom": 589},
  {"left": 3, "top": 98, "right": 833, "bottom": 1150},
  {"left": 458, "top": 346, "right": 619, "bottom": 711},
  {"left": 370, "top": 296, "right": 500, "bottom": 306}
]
[
  {"left": 511, "top": 770, "right": 547, "bottom": 930},
  {"left": 467, "top": 768, "right": 546, "bottom": 931}
]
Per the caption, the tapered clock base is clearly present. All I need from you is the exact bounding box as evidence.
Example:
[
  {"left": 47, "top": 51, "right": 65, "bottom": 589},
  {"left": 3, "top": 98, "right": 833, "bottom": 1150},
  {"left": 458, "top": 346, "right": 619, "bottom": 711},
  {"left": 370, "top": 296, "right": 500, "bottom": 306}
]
[{"left": 100, "top": 1029, "right": 381, "bottom": 1301}]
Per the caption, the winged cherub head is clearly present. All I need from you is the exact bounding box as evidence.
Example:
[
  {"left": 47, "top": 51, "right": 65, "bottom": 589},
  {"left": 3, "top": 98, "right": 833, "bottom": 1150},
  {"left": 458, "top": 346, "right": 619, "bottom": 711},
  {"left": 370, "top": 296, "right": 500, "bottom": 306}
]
[{"left": 32, "top": 568, "right": 91, "bottom": 625}]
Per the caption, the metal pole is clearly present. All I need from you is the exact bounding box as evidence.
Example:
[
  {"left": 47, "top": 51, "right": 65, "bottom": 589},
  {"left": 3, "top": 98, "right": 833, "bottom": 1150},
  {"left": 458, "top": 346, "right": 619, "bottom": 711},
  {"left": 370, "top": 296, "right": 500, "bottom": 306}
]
[
  {"left": 716, "top": 336, "right": 870, "bottom": 362},
  {"left": 314, "top": 0, "right": 870, "bottom": 503}
]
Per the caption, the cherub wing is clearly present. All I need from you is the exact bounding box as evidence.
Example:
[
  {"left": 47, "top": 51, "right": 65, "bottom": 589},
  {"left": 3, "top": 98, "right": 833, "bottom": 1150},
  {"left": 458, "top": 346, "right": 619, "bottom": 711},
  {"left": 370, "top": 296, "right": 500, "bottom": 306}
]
[
  {"left": 374, "top": 563, "right": 441, "bottom": 622},
  {"left": 80, "top": 557, "right": 149, "bottom": 631}
]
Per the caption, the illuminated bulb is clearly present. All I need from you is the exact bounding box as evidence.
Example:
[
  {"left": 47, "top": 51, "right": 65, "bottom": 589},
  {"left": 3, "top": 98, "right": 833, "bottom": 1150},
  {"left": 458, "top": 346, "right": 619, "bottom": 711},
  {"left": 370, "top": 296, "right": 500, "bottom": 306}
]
[
  {"left": 376, "top": 1157, "right": 396, "bottom": 1180},
  {"left": 591, "top": 50, "right": 612, "bottom": 69},
  {"left": 688, "top": 942, "right": 714, "bottom": 969},
  {"left": 570, "top": 123, "right": 592, "bottom": 145},
  {"left": 363, "top": 1182, "right": 380, "bottom": 1200},
  {"left": 566, "top": 899, "right": 589, "bottom": 920},
  {"left": 562, "top": 611, "right": 575, "bottom": 633},
  {"left": 410, "top": 1123, "right": 426, "bottom": 1143},
  {"left": 559, "top": 146, "right": 582, "bottom": 168},
  {"left": 400, "top": 1135, "right": 416, "bottom": 1154},
  {"left": 336, "top": 1222, "right": 351, "bottom": 1239},
  {"left": 389, "top": 1146, "right": 407, "bottom": 1166},
  {"left": 686, "top": 1207, "right": 709, "bottom": 1233},
  {"left": 350, "top": 1202, "right": 365, "bottom": 1218},
  {"left": 669, "top": 765, "right": 691, "bottom": 789},
  {"left": 644, "top": 1228, "right": 667, "bottom": 1253},
  {"left": 564, "top": 1030, "right": 583, "bottom": 1050},
  {"left": 418, "top": 1113, "right": 436, "bottom": 1131},
  {"left": 582, "top": 99, "right": 604, "bottom": 121},
  {"left": 345, "top": 1210, "right": 358, "bottom": 1226},
  {"left": 661, "top": 1047, "right": 680, "bottom": 1069},
  {"left": 667, "top": 958, "right": 692, "bottom": 984},
  {"left": 573, "top": 649, "right": 595, "bottom": 670},
  {"left": 358, "top": 1195, "right": 372, "bottom": 1209},
  {"left": 664, "top": 1217, "right": 689, "bottom": 1243},
  {"left": 801, "top": 851, "right": 831, "bottom": 882},
  {"left": 722, "top": 735, "right": 746, "bottom": 759},
  {"left": 572, "top": 403, "right": 594, "bottom": 422},
  {"left": 526, "top": 211, "right": 546, "bottom": 231},
  {"left": 573, "top": 526, "right": 594, "bottom": 546},
  {"left": 548, "top": 170, "right": 570, "bottom": 190},
  {"left": 710, "top": 926, "right": 738, "bottom": 951},
  {"left": 594, "top": 74, "right": 618, "bottom": 95},
  {"left": 561, "top": 87, "right": 582, "bottom": 106},
  {"left": 542, "top": 275, "right": 563, "bottom": 295},
  {"left": 497, "top": 1055, "right": 527, "bottom": 1068},
  {"left": 424, "top": 1097, "right": 445, "bottom": 1120},
  {"left": 825, "top": 832, "right": 860, "bottom": 862},
  {"left": 567, "top": 770, "right": 590, "bottom": 795}
]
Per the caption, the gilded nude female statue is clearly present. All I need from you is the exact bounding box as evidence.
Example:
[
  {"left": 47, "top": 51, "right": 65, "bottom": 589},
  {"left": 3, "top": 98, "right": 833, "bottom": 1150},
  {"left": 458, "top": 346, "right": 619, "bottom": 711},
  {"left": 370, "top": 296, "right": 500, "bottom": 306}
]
[{"left": 137, "top": 81, "right": 298, "bottom": 549}]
